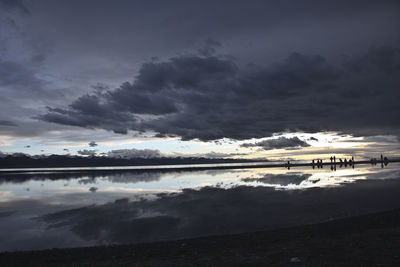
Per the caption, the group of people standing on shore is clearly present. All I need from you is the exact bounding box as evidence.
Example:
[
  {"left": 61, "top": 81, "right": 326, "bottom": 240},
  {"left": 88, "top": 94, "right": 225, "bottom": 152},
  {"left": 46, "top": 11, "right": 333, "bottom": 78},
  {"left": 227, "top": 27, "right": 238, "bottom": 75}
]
[
  {"left": 285, "top": 155, "right": 391, "bottom": 170},
  {"left": 370, "top": 154, "right": 389, "bottom": 168},
  {"left": 311, "top": 156, "right": 355, "bottom": 169}
]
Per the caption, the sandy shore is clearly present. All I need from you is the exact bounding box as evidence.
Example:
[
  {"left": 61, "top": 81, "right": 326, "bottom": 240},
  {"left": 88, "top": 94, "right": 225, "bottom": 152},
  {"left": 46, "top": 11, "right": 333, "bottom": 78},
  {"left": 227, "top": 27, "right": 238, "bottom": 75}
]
[{"left": 1, "top": 208, "right": 399, "bottom": 266}]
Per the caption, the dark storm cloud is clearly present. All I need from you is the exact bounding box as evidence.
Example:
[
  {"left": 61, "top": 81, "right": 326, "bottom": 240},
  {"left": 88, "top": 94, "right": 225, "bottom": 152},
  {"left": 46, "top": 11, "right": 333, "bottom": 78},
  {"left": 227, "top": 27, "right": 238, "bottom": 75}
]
[
  {"left": 0, "top": 120, "right": 16, "bottom": 126},
  {"left": 0, "top": 61, "right": 47, "bottom": 97},
  {"left": 27, "top": 0, "right": 400, "bottom": 64},
  {"left": 40, "top": 46, "right": 400, "bottom": 141},
  {"left": 0, "top": 58, "right": 70, "bottom": 137},
  {"left": 88, "top": 141, "right": 97, "bottom": 147},
  {"left": 241, "top": 137, "right": 310, "bottom": 150},
  {"left": 1, "top": 0, "right": 399, "bottom": 143},
  {"left": 0, "top": 0, "right": 30, "bottom": 14},
  {"left": 88, "top": 187, "right": 97, "bottom": 192},
  {"left": 197, "top": 38, "right": 222, "bottom": 57}
]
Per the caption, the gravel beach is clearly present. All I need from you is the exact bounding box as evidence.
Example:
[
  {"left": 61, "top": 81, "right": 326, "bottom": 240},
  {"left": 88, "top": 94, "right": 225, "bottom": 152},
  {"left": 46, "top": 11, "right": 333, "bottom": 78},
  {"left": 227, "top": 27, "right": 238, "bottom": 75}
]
[{"left": 1, "top": 208, "right": 399, "bottom": 266}]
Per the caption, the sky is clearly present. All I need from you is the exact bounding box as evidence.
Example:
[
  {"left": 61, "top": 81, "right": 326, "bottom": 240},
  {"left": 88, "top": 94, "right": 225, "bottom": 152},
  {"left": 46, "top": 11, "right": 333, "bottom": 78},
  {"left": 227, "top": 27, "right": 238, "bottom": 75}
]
[{"left": 0, "top": 0, "right": 399, "bottom": 160}]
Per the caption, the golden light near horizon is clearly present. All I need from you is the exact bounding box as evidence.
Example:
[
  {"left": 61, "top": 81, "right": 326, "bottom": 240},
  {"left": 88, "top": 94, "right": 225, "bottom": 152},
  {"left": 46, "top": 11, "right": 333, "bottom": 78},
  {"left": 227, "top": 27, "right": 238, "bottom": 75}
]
[{"left": 236, "top": 132, "right": 396, "bottom": 161}]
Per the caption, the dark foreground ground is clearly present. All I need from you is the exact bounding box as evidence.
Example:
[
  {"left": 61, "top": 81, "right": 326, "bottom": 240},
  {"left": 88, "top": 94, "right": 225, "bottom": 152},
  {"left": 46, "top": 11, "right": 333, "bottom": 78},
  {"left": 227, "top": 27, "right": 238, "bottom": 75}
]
[{"left": 1, "top": 208, "right": 400, "bottom": 267}]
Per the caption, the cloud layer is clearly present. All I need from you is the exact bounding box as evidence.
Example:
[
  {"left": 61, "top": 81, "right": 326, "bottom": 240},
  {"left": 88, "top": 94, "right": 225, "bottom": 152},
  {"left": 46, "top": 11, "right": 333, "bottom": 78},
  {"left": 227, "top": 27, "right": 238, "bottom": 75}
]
[
  {"left": 1, "top": 0, "right": 399, "bottom": 148},
  {"left": 40, "top": 46, "right": 400, "bottom": 141},
  {"left": 242, "top": 137, "right": 310, "bottom": 150}
]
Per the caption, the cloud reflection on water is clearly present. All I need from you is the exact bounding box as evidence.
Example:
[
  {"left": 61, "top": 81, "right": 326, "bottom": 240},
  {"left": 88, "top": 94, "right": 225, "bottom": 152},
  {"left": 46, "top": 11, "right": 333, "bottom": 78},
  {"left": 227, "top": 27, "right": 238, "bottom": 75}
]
[
  {"left": 0, "top": 163, "right": 399, "bottom": 251},
  {"left": 38, "top": 178, "right": 400, "bottom": 247}
]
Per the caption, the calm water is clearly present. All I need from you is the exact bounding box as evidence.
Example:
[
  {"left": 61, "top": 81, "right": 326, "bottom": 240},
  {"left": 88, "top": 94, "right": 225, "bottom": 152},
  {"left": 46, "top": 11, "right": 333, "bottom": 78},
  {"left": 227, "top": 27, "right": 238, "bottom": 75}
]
[
  {"left": 0, "top": 161, "right": 275, "bottom": 172},
  {"left": 1, "top": 163, "right": 400, "bottom": 251}
]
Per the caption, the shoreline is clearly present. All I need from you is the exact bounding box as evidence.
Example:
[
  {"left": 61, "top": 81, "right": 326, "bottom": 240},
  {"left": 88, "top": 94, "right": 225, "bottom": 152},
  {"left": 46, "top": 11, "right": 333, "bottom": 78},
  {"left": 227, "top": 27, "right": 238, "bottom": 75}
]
[
  {"left": 1, "top": 208, "right": 400, "bottom": 266},
  {"left": 1, "top": 159, "right": 399, "bottom": 174}
]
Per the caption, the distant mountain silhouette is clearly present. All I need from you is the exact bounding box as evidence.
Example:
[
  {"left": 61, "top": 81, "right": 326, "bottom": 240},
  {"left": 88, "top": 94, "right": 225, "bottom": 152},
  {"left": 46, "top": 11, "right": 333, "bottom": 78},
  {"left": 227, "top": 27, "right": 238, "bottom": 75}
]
[{"left": 0, "top": 154, "right": 257, "bottom": 169}]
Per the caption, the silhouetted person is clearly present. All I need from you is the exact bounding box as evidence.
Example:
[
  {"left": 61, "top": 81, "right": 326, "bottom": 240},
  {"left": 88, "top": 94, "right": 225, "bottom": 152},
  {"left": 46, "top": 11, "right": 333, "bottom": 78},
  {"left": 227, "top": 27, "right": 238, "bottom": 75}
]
[
  {"left": 334, "top": 156, "right": 336, "bottom": 164},
  {"left": 330, "top": 156, "right": 333, "bottom": 163},
  {"left": 384, "top": 157, "right": 389, "bottom": 166},
  {"left": 344, "top": 158, "right": 347, "bottom": 166}
]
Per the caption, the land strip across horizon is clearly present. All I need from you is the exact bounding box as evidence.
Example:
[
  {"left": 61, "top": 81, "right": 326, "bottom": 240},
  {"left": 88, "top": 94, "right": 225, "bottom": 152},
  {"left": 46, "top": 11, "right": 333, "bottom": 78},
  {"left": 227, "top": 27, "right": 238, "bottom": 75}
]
[{"left": 0, "top": 157, "right": 399, "bottom": 174}]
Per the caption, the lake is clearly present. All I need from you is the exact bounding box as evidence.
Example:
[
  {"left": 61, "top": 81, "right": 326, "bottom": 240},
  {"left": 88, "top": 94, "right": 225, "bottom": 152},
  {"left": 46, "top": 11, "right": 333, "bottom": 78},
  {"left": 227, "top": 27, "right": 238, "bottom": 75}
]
[{"left": 1, "top": 162, "right": 400, "bottom": 252}]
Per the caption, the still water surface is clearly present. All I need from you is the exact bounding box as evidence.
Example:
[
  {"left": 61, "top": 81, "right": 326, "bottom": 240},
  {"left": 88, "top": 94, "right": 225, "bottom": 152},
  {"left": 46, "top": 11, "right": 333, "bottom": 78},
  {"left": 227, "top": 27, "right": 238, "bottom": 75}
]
[{"left": 1, "top": 163, "right": 400, "bottom": 251}]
